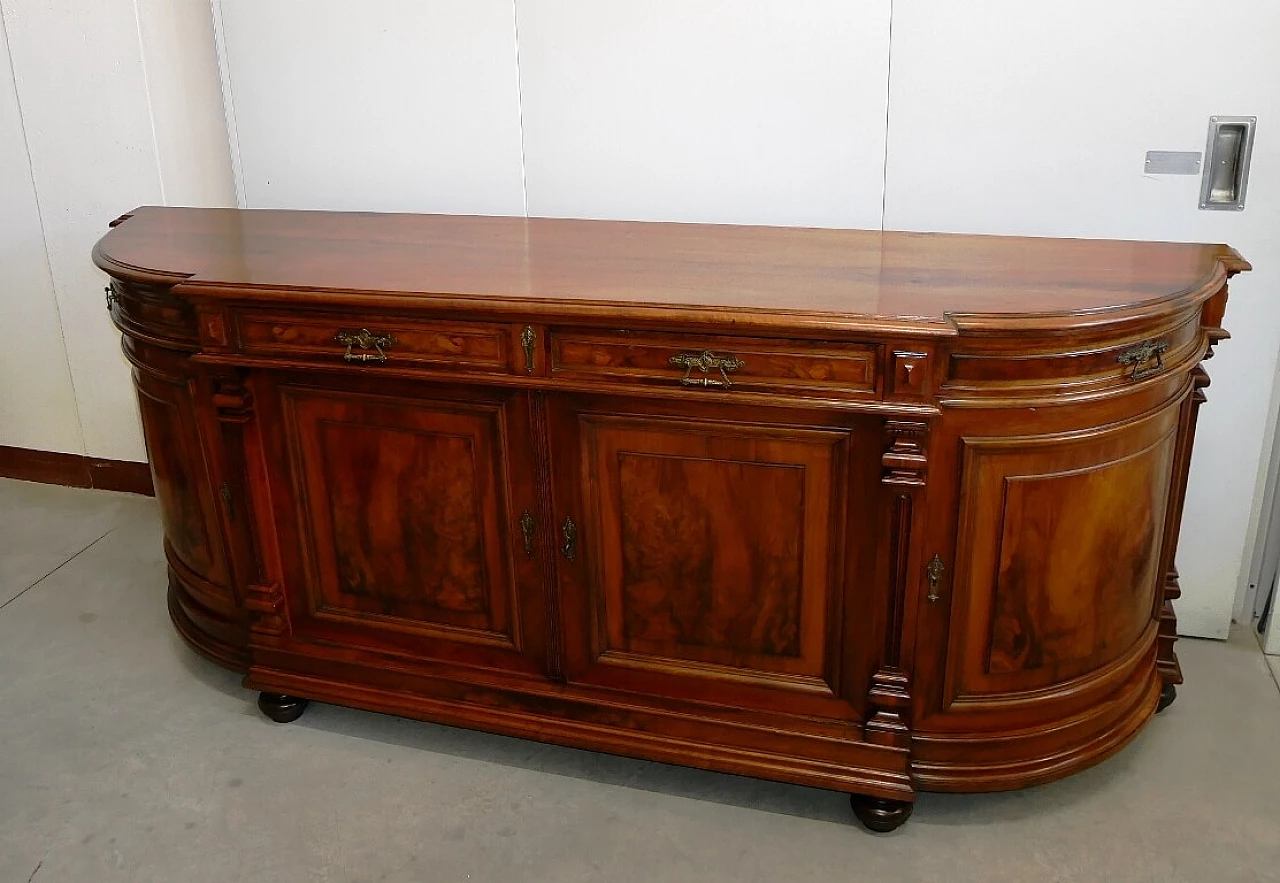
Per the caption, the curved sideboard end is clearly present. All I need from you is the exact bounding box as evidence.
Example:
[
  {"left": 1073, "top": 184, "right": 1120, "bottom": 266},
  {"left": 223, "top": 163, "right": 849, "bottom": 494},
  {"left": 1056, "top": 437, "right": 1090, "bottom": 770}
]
[
  {"left": 110, "top": 279, "right": 251, "bottom": 673},
  {"left": 909, "top": 280, "right": 1239, "bottom": 792}
]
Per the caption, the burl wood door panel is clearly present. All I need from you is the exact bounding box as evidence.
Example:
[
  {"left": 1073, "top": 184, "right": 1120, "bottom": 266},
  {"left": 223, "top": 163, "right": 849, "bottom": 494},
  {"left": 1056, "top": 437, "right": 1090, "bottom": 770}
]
[
  {"left": 943, "top": 405, "right": 1180, "bottom": 712},
  {"left": 262, "top": 377, "right": 546, "bottom": 675},
  {"left": 137, "top": 379, "right": 223, "bottom": 582},
  {"left": 551, "top": 397, "right": 883, "bottom": 722}
]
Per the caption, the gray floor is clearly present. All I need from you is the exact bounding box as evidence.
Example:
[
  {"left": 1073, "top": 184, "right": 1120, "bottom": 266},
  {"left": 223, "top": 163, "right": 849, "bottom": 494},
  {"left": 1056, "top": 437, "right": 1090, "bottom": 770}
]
[{"left": 1, "top": 478, "right": 1278, "bottom": 883}]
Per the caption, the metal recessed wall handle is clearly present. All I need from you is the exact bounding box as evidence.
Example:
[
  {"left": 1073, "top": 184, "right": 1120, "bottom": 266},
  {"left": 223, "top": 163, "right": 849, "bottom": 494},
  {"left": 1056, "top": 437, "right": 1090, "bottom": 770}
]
[
  {"left": 1200, "top": 116, "right": 1256, "bottom": 211},
  {"left": 335, "top": 328, "right": 396, "bottom": 363}
]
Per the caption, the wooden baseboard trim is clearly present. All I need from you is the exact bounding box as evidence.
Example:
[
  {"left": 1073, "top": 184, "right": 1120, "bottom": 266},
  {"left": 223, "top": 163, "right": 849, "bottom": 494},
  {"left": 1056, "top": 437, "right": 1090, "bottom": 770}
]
[{"left": 0, "top": 445, "right": 153, "bottom": 496}]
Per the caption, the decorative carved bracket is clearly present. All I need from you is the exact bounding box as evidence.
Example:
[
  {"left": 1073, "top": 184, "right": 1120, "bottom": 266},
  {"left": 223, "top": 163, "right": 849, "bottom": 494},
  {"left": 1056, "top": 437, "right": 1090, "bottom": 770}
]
[
  {"left": 882, "top": 421, "right": 928, "bottom": 487},
  {"left": 1191, "top": 364, "right": 1211, "bottom": 405},
  {"left": 212, "top": 376, "right": 254, "bottom": 423},
  {"left": 868, "top": 419, "right": 932, "bottom": 749},
  {"left": 244, "top": 583, "right": 287, "bottom": 637},
  {"left": 865, "top": 667, "right": 912, "bottom": 749}
]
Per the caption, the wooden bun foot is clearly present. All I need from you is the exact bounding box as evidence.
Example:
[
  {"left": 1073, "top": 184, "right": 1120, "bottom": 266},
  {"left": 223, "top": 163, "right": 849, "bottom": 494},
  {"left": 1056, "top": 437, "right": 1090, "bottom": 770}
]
[
  {"left": 850, "top": 794, "right": 914, "bottom": 832},
  {"left": 1156, "top": 682, "right": 1177, "bottom": 714},
  {"left": 258, "top": 692, "right": 310, "bottom": 723}
]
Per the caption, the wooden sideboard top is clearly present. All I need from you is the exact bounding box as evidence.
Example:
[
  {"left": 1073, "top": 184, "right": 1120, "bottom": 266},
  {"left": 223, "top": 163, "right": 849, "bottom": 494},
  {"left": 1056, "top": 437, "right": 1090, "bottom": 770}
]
[{"left": 95, "top": 206, "right": 1249, "bottom": 335}]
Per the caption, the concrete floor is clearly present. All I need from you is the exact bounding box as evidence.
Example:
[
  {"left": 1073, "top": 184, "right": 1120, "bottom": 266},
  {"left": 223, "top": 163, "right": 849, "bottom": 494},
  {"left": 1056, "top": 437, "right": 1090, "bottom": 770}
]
[{"left": 2, "top": 478, "right": 1279, "bottom": 883}]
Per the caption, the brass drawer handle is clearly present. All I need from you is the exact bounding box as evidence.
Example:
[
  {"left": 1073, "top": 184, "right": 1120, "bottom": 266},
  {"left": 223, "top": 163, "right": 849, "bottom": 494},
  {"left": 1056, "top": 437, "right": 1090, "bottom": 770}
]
[
  {"left": 1118, "top": 339, "right": 1169, "bottom": 380},
  {"left": 669, "top": 350, "right": 745, "bottom": 388},
  {"left": 335, "top": 328, "right": 396, "bottom": 363}
]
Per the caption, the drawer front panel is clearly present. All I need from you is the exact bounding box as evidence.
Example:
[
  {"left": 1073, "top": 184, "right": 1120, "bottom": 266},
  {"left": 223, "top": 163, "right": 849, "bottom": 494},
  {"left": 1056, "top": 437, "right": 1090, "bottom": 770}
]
[
  {"left": 550, "top": 329, "right": 878, "bottom": 397},
  {"left": 944, "top": 313, "right": 1202, "bottom": 396},
  {"left": 234, "top": 310, "right": 511, "bottom": 372}
]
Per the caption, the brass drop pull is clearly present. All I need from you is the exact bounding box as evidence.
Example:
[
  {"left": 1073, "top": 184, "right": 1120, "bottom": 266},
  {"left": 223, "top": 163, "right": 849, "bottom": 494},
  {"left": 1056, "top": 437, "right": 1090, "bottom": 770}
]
[
  {"left": 1118, "top": 339, "right": 1169, "bottom": 381},
  {"left": 521, "top": 325, "right": 536, "bottom": 373},
  {"left": 669, "top": 351, "right": 745, "bottom": 388},
  {"left": 561, "top": 516, "right": 578, "bottom": 561},
  {"left": 335, "top": 328, "right": 396, "bottom": 363},
  {"left": 519, "top": 509, "right": 536, "bottom": 558},
  {"left": 926, "top": 554, "right": 945, "bottom": 603}
]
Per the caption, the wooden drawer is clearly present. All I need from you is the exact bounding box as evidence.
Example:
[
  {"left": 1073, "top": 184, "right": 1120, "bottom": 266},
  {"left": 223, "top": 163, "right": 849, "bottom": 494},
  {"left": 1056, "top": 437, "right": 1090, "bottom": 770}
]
[
  {"left": 943, "top": 312, "right": 1204, "bottom": 399},
  {"left": 231, "top": 310, "right": 512, "bottom": 373},
  {"left": 549, "top": 328, "right": 878, "bottom": 397}
]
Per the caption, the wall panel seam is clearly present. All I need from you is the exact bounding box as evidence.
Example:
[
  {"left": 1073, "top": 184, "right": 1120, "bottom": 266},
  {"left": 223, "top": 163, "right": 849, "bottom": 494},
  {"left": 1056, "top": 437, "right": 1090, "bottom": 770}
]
[
  {"left": 130, "top": 0, "right": 167, "bottom": 204},
  {"left": 878, "top": 0, "right": 894, "bottom": 233},
  {"left": 209, "top": 0, "right": 247, "bottom": 207},
  {"left": 511, "top": 0, "right": 529, "bottom": 217}
]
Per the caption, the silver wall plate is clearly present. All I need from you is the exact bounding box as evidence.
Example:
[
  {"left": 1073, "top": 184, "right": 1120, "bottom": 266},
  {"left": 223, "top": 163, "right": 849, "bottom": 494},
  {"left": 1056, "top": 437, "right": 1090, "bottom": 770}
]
[
  {"left": 1144, "top": 151, "right": 1202, "bottom": 175},
  {"left": 1200, "top": 116, "right": 1257, "bottom": 211}
]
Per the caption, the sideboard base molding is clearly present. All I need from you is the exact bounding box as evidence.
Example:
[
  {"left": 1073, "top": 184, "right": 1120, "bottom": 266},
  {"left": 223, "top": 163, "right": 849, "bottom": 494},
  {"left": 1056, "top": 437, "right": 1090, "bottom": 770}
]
[
  {"left": 909, "top": 670, "right": 1161, "bottom": 793},
  {"left": 243, "top": 665, "right": 915, "bottom": 801},
  {"left": 168, "top": 575, "right": 249, "bottom": 672}
]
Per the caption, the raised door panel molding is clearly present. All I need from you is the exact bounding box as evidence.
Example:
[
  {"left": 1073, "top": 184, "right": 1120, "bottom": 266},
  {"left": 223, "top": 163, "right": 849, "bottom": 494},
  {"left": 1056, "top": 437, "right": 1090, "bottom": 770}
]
[
  {"left": 572, "top": 412, "right": 851, "bottom": 707},
  {"left": 946, "top": 407, "right": 1180, "bottom": 710},
  {"left": 272, "top": 382, "right": 542, "bottom": 671},
  {"left": 135, "top": 376, "right": 224, "bottom": 585}
]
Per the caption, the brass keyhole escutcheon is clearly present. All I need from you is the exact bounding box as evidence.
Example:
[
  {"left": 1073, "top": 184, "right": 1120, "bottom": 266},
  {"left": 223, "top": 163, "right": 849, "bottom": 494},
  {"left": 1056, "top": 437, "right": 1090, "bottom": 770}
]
[
  {"left": 519, "top": 509, "right": 536, "bottom": 558},
  {"left": 561, "top": 516, "right": 578, "bottom": 561},
  {"left": 926, "top": 554, "right": 945, "bottom": 603},
  {"left": 521, "top": 325, "right": 536, "bottom": 373}
]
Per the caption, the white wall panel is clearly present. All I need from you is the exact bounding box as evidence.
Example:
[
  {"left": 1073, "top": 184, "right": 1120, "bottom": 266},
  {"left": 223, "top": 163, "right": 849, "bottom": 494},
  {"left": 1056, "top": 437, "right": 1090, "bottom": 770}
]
[
  {"left": 217, "top": 0, "right": 526, "bottom": 215},
  {"left": 136, "top": 0, "right": 238, "bottom": 207},
  {"left": 1, "top": 0, "right": 164, "bottom": 462},
  {"left": 515, "top": 0, "right": 891, "bottom": 228},
  {"left": 883, "top": 0, "right": 1280, "bottom": 637},
  {"left": 0, "top": 17, "right": 81, "bottom": 454},
  {"left": 1, "top": 0, "right": 235, "bottom": 462}
]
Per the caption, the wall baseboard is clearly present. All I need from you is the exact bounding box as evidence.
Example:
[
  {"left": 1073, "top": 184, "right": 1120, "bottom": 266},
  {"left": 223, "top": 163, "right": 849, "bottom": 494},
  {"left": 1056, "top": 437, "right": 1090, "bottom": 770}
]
[{"left": 0, "top": 445, "right": 154, "bottom": 496}]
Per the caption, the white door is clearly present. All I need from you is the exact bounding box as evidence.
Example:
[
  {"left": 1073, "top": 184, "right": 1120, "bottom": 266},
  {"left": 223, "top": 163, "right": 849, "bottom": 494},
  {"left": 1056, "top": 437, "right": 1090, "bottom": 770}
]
[{"left": 882, "top": 0, "right": 1280, "bottom": 639}]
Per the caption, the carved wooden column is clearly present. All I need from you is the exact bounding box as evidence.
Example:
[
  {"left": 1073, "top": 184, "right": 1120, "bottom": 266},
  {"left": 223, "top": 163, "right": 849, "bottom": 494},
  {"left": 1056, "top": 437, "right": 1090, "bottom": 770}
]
[
  {"left": 866, "top": 420, "right": 929, "bottom": 748},
  {"left": 1154, "top": 282, "right": 1235, "bottom": 702}
]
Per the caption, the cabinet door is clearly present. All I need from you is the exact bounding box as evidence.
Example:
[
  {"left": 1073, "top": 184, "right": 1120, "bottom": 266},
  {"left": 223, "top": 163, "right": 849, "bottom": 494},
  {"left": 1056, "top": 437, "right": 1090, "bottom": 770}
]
[
  {"left": 938, "top": 404, "right": 1180, "bottom": 717},
  {"left": 548, "top": 395, "right": 884, "bottom": 722},
  {"left": 258, "top": 375, "right": 548, "bottom": 677}
]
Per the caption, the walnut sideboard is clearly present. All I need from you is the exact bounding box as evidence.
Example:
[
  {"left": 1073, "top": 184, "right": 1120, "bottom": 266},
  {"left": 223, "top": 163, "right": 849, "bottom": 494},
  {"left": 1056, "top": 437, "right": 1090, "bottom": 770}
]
[{"left": 94, "top": 207, "right": 1248, "bottom": 831}]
